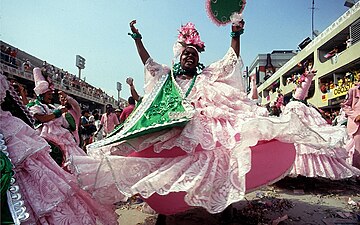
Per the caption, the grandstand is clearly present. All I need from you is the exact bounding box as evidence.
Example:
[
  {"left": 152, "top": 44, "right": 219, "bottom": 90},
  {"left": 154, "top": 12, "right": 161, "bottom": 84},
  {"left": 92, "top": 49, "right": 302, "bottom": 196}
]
[
  {"left": 254, "top": 2, "right": 360, "bottom": 110},
  {"left": 1, "top": 40, "right": 125, "bottom": 112}
]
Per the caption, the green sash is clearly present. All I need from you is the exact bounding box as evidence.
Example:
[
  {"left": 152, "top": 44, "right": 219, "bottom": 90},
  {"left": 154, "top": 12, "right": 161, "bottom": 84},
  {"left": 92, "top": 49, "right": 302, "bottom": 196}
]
[
  {"left": 92, "top": 73, "right": 195, "bottom": 148},
  {"left": 65, "top": 113, "right": 76, "bottom": 132}
]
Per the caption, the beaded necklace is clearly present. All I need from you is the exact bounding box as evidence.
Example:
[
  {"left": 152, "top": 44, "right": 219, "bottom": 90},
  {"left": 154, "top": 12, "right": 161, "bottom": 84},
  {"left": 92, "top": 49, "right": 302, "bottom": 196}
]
[{"left": 172, "top": 62, "right": 205, "bottom": 98}]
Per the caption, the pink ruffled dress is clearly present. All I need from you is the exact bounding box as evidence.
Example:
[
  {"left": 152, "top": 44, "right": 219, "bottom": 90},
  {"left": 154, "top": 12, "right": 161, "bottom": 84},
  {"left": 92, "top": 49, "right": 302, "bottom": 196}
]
[
  {"left": 0, "top": 75, "right": 118, "bottom": 224},
  {"left": 284, "top": 73, "right": 359, "bottom": 179},
  {"left": 72, "top": 48, "right": 345, "bottom": 215},
  {"left": 28, "top": 102, "right": 86, "bottom": 167}
]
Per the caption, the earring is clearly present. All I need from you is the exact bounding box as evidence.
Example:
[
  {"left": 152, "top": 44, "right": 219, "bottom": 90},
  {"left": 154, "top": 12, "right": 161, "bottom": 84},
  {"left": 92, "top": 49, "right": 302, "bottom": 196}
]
[{"left": 37, "top": 95, "right": 44, "bottom": 101}]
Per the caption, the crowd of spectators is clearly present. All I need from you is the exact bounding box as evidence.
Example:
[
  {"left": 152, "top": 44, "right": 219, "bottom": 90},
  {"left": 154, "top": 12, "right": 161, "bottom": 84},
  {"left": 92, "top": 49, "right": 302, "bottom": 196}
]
[
  {"left": 285, "top": 66, "right": 359, "bottom": 96},
  {"left": 41, "top": 61, "right": 116, "bottom": 104},
  {"left": 1, "top": 44, "right": 117, "bottom": 105},
  {"left": 319, "top": 70, "right": 360, "bottom": 94},
  {"left": 1, "top": 45, "right": 17, "bottom": 66}
]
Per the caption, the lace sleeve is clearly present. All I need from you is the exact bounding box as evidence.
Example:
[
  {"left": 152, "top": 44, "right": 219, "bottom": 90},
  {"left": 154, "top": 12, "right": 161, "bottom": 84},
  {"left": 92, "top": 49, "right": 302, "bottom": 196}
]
[
  {"left": 144, "top": 58, "right": 170, "bottom": 94},
  {"left": 28, "top": 104, "right": 45, "bottom": 117},
  {"left": 203, "top": 47, "right": 245, "bottom": 92}
]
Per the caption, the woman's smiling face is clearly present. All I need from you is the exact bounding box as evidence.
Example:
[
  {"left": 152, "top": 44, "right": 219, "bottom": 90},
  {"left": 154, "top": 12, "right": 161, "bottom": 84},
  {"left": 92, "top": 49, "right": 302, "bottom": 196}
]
[
  {"left": 180, "top": 47, "right": 199, "bottom": 72},
  {"left": 43, "top": 91, "right": 54, "bottom": 104}
]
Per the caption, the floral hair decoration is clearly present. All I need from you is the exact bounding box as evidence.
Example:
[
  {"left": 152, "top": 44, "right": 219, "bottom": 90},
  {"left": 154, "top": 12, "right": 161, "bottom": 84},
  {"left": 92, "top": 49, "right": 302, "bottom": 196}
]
[
  {"left": 292, "top": 69, "right": 315, "bottom": 87},
  {"left": 292, "top": 61, "right": 315, "bottom": 87},
  {"left": 178, "top": 22, "right": 205, "bottom": 52},
  {"left": 292, "top": 73, "right": 308, "bottom": 87},
  {"left": 173, "top": 22, "right": 205, "bottom": 59}
]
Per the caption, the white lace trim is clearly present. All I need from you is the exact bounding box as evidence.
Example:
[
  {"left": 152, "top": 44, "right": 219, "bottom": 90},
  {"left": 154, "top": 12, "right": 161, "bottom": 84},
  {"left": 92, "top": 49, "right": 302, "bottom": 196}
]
[
  {"left": 0, "top": 133, "right": 30, "bottom": 224},
  {"left": 74, "top": 144, "right": 250, "bottom": 214}
]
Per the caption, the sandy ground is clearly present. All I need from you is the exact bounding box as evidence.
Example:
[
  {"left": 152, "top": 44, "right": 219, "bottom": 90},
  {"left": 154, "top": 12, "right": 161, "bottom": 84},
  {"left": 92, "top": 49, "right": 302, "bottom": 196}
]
[{"left": 116, "top": 177, "right": 360, "bottom": 225}]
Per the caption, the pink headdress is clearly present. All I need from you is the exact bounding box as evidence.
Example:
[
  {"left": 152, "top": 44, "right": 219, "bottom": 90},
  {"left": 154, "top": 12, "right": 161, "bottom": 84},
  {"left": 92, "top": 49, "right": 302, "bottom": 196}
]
[
  {"left": 173, "top": 22, "right": 205, "bottom": 59},
  {"left": 33, "top": 67, "right": 54, "bottom": 95}
]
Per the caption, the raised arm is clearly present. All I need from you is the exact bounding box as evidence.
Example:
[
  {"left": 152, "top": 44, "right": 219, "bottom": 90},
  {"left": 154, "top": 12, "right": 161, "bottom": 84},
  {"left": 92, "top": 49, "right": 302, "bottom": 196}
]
[
  {"left": 66, "top": 95, "right": 81, "bottom": 117},
  {"left": 34, "top": 107, "right": 68, "bottom": 123},
  {"left": 129, "top": 20, "right": 150, "bottom": 65},
  {"left": 16, "top": 83, "right": 29, "bottom": 105},
  {"left": 59, "top": 91, "right": 81, "bottom": 118},
  {"left": 126, "top": 77, "right": 140, "bottom": 101},
  {"left": 249, "top": 74, "right": 258, "bottom": 100},
  {"left": 230, "top": 20, "right": 245, "bottom": 57}
]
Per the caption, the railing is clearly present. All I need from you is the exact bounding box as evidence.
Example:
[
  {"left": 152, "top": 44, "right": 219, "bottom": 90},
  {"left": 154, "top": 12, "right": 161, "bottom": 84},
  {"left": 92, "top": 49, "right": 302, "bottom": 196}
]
[
  {"left": 304, "top": 1, "right": 360, "bottom": 52},
  {"left": 259, "top": 1, "right": 360, "bottom": 93}
]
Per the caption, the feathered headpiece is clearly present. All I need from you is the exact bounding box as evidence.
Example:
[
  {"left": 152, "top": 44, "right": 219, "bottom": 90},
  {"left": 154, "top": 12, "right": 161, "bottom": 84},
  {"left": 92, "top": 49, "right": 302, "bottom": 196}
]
[{"left": 173, "top": 22, "right": 205, "bottom": 59}]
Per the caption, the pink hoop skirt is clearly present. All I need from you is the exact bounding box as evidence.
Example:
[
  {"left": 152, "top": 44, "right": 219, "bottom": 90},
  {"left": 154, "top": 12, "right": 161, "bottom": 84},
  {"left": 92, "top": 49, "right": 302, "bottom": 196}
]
[
  {"left": 71, "top": 48, "right": 349, "bottom": 215},
  {"left": 283, "top": 101, "right": 360, "bottom": 179},
  {"left": 73, "top": 112, "right": 339, "bottom": 215},
  {"left": 128, "top": 139, "right": 296, "bottom": 215}
]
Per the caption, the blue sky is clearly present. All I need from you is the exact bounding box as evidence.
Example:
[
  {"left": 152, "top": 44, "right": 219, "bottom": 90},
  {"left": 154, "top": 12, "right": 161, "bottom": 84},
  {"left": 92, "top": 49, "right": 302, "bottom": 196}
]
[{"left": 0, "top": 0, "right": 349, "bottom": 100}]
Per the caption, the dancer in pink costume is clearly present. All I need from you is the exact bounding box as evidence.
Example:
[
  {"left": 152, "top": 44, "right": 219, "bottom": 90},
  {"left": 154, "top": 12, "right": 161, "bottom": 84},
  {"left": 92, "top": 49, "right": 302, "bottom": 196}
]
[
  {"left": 72, "top": 19, "right": 344, "bottom": 216},
  {"left": 0, "top": 72, "right": 118, "bottom": 225},
  {"left": 247, "top": 74, "right": 268, "bottom": 116},
  {"left": 282, "top": 62, "right": 360, "bottom": 179},
  {"left": 27, "top": 68, "right": 86, "bottom": 169},
  {"left": 342, "top": 84, "right": 360, "bottom": 170}
]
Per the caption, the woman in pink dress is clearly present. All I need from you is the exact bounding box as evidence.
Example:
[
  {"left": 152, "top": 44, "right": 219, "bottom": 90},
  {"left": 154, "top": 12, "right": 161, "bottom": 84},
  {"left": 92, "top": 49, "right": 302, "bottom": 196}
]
[
  {"left": 282, "top": 61, "right": 360, "bottom": 179},
  {"left": 27, "top": 68, "right": 86, "bottom": 169},
  {"left": 0, "top": 72, "right": 118, "bottom": 224},
  {"left": 72, "top": 18, "right": 346, "bottom": 217}
]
